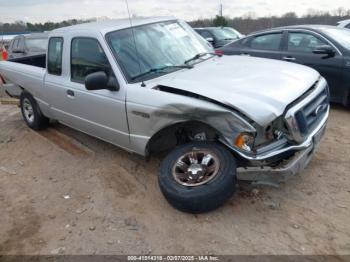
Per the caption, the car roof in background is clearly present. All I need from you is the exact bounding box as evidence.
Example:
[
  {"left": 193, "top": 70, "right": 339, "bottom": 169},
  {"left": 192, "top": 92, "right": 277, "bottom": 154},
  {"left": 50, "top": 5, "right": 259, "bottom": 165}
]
[
  {"left": 25, "top": 32, "right": 49, "bottom": 39},
  {"left": 338, "top": 19, "right": 350, "bottom": 23},
  {"left": 194, "top": 27, "right": 232, "bottom": 30},
  {"left": 247, "top": 24, "right": 342, "bottom": 36}
]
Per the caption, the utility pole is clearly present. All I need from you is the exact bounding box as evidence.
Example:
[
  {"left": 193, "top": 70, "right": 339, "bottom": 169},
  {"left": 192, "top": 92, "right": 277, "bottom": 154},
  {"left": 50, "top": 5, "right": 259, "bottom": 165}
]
[{"left": 219, "top": 1, "right": 223, "bottom": 16}]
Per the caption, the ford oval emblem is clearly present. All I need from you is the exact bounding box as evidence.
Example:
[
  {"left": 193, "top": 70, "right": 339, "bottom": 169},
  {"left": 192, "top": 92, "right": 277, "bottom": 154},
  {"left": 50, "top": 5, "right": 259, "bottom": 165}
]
[{"left": 314, "top": 104, "right": 327, "bottom": 116}]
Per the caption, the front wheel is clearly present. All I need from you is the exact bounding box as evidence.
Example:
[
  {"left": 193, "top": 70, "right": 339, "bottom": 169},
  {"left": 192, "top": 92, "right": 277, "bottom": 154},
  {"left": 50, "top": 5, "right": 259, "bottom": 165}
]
[{"left": 159, "top": 142, "right": 237, "bottom": 214}]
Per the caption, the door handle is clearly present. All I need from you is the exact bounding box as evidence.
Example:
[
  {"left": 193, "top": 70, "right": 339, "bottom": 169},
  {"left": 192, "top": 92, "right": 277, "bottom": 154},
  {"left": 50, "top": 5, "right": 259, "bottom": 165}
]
[
  {"left": 241, "top": 53, "right": 250, "bottom": 56},
  {"left": 66, "top": 89, "right": 75, "bottom": 97},
  {"left": 283, "top": 56, "right": 296, "bottom": 61}
]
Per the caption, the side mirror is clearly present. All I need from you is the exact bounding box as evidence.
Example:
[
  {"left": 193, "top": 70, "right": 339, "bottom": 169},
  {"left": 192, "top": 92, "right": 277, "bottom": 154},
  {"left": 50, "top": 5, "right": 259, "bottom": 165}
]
[
  {"left": 312, "top": 45, "right": 336, "bottom": 56},
  {"left": 85, "top": 71, "right": 120, "bottom": 91},
  {"left": 205, "top": 37, "right": 214, "bottom": 44}
]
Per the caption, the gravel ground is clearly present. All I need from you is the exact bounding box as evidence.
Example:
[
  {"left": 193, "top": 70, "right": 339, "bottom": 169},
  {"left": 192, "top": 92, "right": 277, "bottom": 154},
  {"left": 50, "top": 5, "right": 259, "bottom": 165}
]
[{"left": 0, "top": 103, "right": 349, "bottom": 255}]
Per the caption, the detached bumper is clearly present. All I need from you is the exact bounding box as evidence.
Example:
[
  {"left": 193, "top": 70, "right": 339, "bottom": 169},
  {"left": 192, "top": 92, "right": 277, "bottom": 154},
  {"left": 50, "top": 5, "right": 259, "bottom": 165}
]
[{"left": 237, "top": 122, "right": 327, "bottom": 182}]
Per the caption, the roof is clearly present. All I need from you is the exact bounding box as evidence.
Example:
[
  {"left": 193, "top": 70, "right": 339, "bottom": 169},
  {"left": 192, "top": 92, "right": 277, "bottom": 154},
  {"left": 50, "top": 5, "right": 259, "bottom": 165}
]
[
  {"left": 250, "top": 24, "right": 340, "bottom": 35},
  {"left": 0, "top": 32, "right": 30, "bottom": 36},
  {"left": 194, "top": 27, "right": 228, "bottom": 30},
  {"left": 281, "top": 24, "right": 339, "bottom": 30},
  {"left": 338, "top": 19, "right": 350, "bottom": 23},
  {"left": 52, "top": 16, "right": 177, "bottom": 34},
  {"left": 25, "top": 32, "right": 49, "bottom": 39}
]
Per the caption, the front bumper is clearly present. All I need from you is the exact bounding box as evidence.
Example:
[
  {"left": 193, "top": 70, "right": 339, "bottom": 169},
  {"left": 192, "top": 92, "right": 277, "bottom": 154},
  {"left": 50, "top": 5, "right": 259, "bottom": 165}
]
[
  {"left": 225, "top": 78, "right": 329, "bottom": 183},
  {"left": 236, "top": 121, "right": 327, "bottom": 183}
]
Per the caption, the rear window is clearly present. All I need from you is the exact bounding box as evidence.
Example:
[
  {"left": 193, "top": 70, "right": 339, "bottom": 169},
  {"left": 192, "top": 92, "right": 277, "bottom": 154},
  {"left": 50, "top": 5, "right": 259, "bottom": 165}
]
[{"left": 250, "top": 33, "right": 282, "bottom": 50}]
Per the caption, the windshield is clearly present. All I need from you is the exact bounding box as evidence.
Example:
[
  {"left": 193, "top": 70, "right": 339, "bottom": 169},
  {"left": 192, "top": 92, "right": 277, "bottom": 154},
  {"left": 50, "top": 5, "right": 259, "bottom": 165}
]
[
  {"left": 106, "top": 20, "right": 212, "bottom": 82},
  {"left": 321, "top": 28, "right": 350, "bottom": 50},
  {"left": 26, "top": 38, "right": 48, "bottom": 52},
  {"left": 211, "top": 28, "right": 239, "bottom": 41},
  {"left": 223, "top": 28, "right": 242, "bottom": 39}
]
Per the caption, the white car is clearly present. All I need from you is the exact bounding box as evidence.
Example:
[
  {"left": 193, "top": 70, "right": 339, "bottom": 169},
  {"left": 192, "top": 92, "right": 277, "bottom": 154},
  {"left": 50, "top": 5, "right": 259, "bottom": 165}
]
[{"left": 337, "top": 19, "right": 350, "bottom": 29}]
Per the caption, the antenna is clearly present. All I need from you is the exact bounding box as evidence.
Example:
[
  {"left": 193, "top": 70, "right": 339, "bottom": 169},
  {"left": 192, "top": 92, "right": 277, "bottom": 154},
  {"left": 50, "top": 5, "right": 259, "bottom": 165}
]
[{"left": 124, "top": 0, "right": 146, "bottom": 87}]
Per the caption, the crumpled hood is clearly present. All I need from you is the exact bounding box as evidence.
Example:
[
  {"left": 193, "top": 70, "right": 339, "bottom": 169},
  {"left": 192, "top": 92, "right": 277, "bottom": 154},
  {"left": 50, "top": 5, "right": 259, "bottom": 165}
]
[{"left": 154, "top": 55, "right": 320, "bottom": 126}]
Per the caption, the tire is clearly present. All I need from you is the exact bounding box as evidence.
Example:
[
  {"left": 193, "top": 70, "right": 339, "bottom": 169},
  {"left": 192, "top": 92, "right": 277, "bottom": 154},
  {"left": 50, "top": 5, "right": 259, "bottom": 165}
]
[
  {"left": 20, "top": 91, "right": 49, "bottom": 130},
  {"left": 159, "top": 141, "right": 237, "bottom": 214}
]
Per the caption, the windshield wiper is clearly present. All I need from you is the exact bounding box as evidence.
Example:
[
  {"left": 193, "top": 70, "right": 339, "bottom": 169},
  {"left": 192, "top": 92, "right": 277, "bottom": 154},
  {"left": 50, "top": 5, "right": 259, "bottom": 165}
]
[
  {"left": 184, "top": 52, "right": 220, "bottom": 65},
  {"left": 131, "top": 65, "right": 192, "bottom": 81}
]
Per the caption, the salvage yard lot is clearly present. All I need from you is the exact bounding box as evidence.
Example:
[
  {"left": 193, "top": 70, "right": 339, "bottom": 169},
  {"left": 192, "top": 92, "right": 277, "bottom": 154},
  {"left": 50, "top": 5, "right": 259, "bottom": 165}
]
[{"left": 0, "top": 103, "right": 349, "bottom": 255}]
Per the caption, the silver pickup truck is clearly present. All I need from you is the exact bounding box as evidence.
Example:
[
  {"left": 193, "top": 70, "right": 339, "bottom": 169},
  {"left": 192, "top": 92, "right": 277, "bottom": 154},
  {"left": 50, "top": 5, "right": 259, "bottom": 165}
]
[{"left": 0, "top": 17, "right": 329, "bottom": 213}]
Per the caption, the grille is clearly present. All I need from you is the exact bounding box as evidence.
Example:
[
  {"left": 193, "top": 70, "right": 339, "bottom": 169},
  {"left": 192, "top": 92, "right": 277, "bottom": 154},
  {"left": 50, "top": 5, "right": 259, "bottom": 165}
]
[
  {"left": 285, "top": 79, "right": 329, "bottom": 143},
  {"left": 294, "top": 86, "right": 329, "bottom": 136}
]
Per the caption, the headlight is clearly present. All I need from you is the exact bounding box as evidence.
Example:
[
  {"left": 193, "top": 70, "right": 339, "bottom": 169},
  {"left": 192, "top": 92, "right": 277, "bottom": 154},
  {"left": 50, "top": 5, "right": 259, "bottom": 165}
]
[{"left": 234, "top": 133, "right": 255, "bottom": 152}]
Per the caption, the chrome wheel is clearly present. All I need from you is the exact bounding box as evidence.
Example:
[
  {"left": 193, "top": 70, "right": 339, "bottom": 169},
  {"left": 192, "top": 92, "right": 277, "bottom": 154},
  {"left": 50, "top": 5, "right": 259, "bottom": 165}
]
[
  {"left": 23, "top": 98, "right": 35, "bottom": 124},
  {"left": 172, "top": 149, "right": 220, "bottom": 187}
]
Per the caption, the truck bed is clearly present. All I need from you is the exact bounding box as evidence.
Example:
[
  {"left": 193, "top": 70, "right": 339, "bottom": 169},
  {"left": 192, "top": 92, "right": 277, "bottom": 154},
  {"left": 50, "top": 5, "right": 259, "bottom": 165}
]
[
  {"left": 0, "top": 56, "right": 46, "bottom": 98},
  {"left": 8, "top": 54, "right": 46, "bottom": 69}
]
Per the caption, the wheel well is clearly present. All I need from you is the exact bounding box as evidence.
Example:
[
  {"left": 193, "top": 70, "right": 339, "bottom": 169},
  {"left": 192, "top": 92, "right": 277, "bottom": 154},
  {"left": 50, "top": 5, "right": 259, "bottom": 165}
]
[{"left": 146, "top": 121, "right": 224, "bottom": 156}]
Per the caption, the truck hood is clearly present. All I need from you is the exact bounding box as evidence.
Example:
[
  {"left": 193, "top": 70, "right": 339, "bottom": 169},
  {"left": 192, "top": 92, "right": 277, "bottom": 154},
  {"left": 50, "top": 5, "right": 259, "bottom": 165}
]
[{"left": 154, "top": 55, "right": 320, "bottom": 126}]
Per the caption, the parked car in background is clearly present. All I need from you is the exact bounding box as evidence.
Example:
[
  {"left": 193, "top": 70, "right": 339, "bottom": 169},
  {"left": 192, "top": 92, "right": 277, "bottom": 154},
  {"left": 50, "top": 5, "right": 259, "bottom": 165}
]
[
  {"left": 220, "top": 25, "right": 350, "bottom": 106},
  {"left": 1, "top": 33, "right": 49, "bottom": 92},
  {"left": 223, "top": 27, "right": 245, "bottom": 38},
  {"left": 194, "top": 27, "right": 243, "bottom": 48},
  {"left": 8, "top": 33, "right": 48, "bottom": 60},
  {"left": 0, "top": 17, "right": 329, "bottom": 213},
  {"left": 337, "top": 19, "right": 350, "bottom": 29}
]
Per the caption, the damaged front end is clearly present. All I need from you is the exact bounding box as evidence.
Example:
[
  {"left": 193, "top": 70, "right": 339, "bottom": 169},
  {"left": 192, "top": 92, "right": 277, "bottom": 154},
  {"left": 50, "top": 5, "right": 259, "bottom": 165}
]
[
  {"left": 127, "top": 77, "right": 329, "bottom": 184},
  {"left": 232, "top": 78, "right": 330, "bottom": 184},
  {"left": 127, "top": 83, "right": 257, "bottom": 157}
]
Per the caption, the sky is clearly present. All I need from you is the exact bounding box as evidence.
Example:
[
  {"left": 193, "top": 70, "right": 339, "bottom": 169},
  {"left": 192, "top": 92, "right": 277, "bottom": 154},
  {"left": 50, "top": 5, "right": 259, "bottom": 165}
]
[{"left": 0, "top": 0, "right": 349, "bottom": 23}]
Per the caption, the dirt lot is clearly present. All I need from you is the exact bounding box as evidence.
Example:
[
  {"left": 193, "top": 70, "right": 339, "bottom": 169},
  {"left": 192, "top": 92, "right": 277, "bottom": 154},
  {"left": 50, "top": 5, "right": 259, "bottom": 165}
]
[{"left": 0, "top": 103, "right": 349, "bottom": 255}]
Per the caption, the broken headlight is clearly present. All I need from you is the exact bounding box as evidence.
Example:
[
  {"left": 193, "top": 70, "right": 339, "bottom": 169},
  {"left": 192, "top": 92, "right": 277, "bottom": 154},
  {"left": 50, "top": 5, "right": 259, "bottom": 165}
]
[{"left": 234, "top": 132, "right": 255, "bottom": 152}]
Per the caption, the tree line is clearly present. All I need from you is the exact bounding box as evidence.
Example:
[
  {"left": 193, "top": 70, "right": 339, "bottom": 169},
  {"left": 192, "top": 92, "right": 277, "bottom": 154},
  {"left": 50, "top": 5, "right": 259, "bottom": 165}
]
[
  {"left": 0, "top": 19, "right": 94, "bottom": 34},
  {"left": 190, "top": 8, "right": 350, "bottom": 34},
  {"left": 1, "top": 8, "right": 350, "bottom": 35}
]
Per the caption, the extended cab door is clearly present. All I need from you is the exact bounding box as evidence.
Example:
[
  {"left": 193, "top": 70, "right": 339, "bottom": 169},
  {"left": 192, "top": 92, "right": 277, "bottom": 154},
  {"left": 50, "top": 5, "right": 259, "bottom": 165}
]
[
  {"left": 282, "top": 30, "right": 344, "bottom": 101},
  {"left": 45, "top": 35, "right": 130, "bottom": 150}
]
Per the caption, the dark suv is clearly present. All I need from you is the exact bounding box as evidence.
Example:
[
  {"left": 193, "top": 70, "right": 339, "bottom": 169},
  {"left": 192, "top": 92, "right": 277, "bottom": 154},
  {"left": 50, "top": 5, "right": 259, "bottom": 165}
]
[
  {"left": 194, "top": 27, "right": 243, "bottom": 48},
  {"left": 8, "top": 33, "right": 48, "bottom": 60}
]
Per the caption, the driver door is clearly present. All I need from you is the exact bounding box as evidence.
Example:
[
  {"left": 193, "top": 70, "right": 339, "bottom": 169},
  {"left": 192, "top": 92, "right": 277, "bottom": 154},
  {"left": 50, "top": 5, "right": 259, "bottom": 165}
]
[{"left": 282, "top": 30, "right": 344, "bottom": 101}]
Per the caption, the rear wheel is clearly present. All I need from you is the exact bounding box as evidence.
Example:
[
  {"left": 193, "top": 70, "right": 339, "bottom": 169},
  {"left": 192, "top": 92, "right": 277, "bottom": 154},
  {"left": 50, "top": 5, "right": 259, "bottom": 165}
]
[
  {"left": 20, "top": 91, "right": 49, "bottom": 130},
  {"left": 159, "top": 142, "right": 237, "bottom": 213}
]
